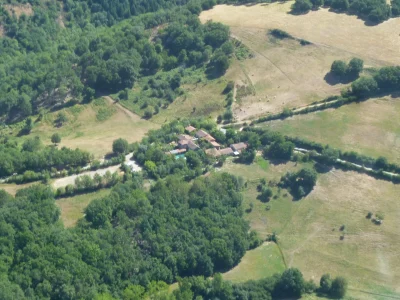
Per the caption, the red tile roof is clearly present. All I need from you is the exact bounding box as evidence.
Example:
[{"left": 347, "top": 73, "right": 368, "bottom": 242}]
[{"left": 185, "top": 125, "right": 196, "bottom": 132}]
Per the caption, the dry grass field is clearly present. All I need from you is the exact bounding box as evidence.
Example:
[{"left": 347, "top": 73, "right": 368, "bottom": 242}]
[
  {"left": 221, "top": 158, "right": 400, "bottom": 297},
  {"left": 30, "top": 98, "right": 158, "bottom": 159},
  {"left": 200, "top": 3, "right": 399, "bottom": 121},
  {"left": 200, "top": 3, "right": 400, "bottom": 65},
  {"left": 261, "top": 96, "right": 400, "bottom": 164}
]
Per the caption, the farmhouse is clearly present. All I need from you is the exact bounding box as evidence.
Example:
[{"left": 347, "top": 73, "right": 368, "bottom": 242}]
[
  {"left": 231, "top": 142, "right": 248, "bottom": 154},
  {"left": 195, "top": 129, "right": 209, "bottom": 138},
  {"left": 219, "top": 147, "right": 234, "bottom": 156},
  {"left": 205, "top": 148, "right": 221, "bottom": 157},
  {"left": 178, "top": 134, "right": 200, "bottom": 151},
  {"left": 210, "top": 141, "right": 221, "bottom": 150}
]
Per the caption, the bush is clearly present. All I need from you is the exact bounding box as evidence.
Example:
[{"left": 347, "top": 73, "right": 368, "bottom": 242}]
[
  {"left": 223, "top": 81, "right": 235, "bottom": 94},
  {"left": 269, "top": 29, "right": 293, "bottom": 39}
]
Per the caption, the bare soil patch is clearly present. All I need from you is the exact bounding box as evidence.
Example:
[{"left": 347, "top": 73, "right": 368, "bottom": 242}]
[{"left": 4, "top": 4, "right": 33, "bottom": 18}]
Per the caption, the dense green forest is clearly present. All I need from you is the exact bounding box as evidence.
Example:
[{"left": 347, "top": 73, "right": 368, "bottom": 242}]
[
  {"left": 0, "top": 0, "right": 231, "bottom": 122},
  {"left": 0, "top": 172, "right": 254, "bottom": 299}
]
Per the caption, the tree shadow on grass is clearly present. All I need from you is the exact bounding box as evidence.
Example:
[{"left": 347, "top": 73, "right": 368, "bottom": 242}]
[
  {"left": 314, "top": 163, "right": 333, "bottom": 174},
  {"left": 324, "top": 72, "right": 358, "bottom": 86}
]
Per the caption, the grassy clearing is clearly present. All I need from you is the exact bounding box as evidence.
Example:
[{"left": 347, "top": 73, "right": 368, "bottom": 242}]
[
  {"left": 222, "top": 159, "right": 400, "bottom": 297},
  {"left": 0, "top": 182, "right": 37, "bottom": 196},
  {"left": 223, "top": 242, "right": 286, "bottom": 283},
  {"left": 200, "top": 3, "right": 395, "bottom": 121},
  {"left": 260, "top": 96, "right": 400, "bottom": 164},
  {"left": 56, "top": 189, "right": 110, "bottom": 228},
  {"left": 15, "top": 97, "right": 158, "bottom": 159}
]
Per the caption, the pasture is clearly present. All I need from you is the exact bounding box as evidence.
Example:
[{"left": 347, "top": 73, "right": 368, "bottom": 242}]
[
  {"left": 28, "top": 97, "right": 158, "bottom": 159},
  {"left": 221, "top": 158, "right": 400, "bottom": 297},
  {"left": 200, "top": 3, "right": 398, "bottom": 121},
  {"left": 260, "top": 96, "right": 400, "bottom": 164}
]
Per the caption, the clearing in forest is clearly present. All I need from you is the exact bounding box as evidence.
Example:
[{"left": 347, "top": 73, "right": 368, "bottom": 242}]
[
  {"left": 3, "top": 4, "right": 33, "bottom": 18},
  {"left": 56, "top": 189, "right": 110, "bottom": 228},
  {"left": 200, "top": 3, "right": 399, "bottom": 121},
  {"left": 259, "top": 96, "right": 400, "bottom": 164},
  {"left": 222, "top": 242, "right": 286, "bottom": 283},
  {"left": 28, "top": 97, "right": 158, "bottom": 159},
  {"left": 221, "top": 158, "right": 400, "bottom": 297}
]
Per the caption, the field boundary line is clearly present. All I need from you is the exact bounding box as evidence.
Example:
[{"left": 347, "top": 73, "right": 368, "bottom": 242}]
[
  {"left": 231, "top": 32, "right": 295, "bottom": 85},
  {"left": 348, "top": 288, "right": 400, "bottom": 299},
  {"left": 229, "top": 25, "right": 394, "bottom": 66}
]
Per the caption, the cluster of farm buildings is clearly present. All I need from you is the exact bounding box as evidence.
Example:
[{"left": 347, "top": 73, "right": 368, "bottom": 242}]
[{"left": 166, "top": 125, "right": 247, "bottom": 157}]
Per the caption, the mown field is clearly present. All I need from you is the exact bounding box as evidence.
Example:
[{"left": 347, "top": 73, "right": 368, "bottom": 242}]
[
  {"left": 221, "top": 157, "right": 400, "bottom": 298},
  {"left": 260, "top": 96, "right": 400, "bottom": 164},
  {"left": 199, "top": 3, "right": 399, "bottom": 121}
]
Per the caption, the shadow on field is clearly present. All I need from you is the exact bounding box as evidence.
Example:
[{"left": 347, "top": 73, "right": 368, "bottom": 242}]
[{"left": 324, "top": 72, "right": 358, "bottom": 86}]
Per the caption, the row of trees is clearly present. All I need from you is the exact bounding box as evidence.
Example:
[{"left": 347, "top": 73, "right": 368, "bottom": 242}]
[
  {"left": 291, "top": 0, "right": 394, "bottom": 23},
  {"left": 0, "top": 137, "right": 91, "bottom": 177},
  {"left": 171, "top": 269, "right": 348, "bottom": 299},
  {"left": 350, "top": 65, "right": 400, "bottom": 98}
]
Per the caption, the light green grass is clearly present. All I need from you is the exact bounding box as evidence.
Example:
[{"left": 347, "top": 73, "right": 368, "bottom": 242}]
[
  {"left": 56, "top": 189, "right": 110, "bottom": 227},
  {"left": 223, "top": 242, "right": 286, "bottom": 283},
  {"left": 259, "top": 96, "right": 400, "bottom": 164}
]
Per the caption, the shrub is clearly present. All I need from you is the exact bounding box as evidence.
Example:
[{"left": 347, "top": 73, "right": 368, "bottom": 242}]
[
  {"left": 223, "top": 81, "right": 235, "bottom": 94},
  {"left": 269, "top": 29, "right": 293, "bottom": 39}
]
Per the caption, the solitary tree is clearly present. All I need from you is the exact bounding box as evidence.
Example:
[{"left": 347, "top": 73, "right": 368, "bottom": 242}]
[
  {"left": 112, "top": 138, "right": 129, "bottom": 155},
  {"left": 51, "top": 133, "right": 61, "bottom": 145}
]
